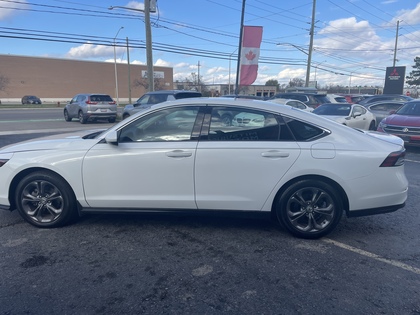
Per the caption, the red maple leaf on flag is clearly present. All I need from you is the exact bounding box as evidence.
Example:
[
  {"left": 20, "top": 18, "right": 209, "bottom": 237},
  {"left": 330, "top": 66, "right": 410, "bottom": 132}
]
[{"left": 245, "top": 50, "right": 256, "bottom": 61}]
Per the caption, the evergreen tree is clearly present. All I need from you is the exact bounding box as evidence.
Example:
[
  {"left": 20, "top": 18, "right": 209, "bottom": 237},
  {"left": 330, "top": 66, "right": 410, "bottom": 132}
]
[{"left": 406, "top": 57, "right": 420, "bottom": 86}]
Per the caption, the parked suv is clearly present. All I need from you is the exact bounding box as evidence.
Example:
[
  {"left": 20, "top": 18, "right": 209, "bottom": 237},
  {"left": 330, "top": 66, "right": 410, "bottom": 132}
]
[
  {"left": 21, "top": 95, "right": 42, "bottom": 104},
  {"left": 122, "top": 90, "right": 202, "bottom": 119},
  {"left": 64, "top": 94, "right": 117, "bottom": 124},
  {"left": 269, "top": 92, "right": 330, "bottom": 108}
]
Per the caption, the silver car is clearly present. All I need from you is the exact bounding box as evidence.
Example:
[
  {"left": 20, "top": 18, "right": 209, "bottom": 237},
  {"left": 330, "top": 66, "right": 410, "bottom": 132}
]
[{"left": 64, "top": 94, "right": 117, "bottom": 124}]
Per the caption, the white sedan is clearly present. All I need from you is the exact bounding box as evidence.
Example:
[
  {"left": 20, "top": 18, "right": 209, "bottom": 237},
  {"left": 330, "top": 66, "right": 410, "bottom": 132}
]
[
  {"left": 267, "top": 98, "right": 313, "bottom": 112},
  {"left": 0, "top": 98, "right": 408, "bottom": 239},
  {"left": 312, "top": 103, "right": 377, "bottom": 130}
]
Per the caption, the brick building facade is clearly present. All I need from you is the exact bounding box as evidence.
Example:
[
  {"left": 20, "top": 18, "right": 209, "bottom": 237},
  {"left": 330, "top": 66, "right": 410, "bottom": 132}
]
[{"left": 0, "top": 54, "right": 173, "bottom": 102}]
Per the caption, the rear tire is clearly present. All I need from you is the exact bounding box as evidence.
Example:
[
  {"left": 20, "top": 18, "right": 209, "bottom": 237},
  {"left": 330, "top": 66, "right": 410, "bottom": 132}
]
[
  {"left": 15, "top": 171, "right": 78, "bottom": 228},
  {"left": 78, "top": 111, "right": 87, "bottom": 124},
  {"left": 276, "top": 179, "right": 343, "bottom": 239}
]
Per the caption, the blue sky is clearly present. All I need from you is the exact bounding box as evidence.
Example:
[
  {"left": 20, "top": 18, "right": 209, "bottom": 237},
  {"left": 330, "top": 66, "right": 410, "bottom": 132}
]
[{"left": 1, "top": 0, "right": 420, "bottom": 88}]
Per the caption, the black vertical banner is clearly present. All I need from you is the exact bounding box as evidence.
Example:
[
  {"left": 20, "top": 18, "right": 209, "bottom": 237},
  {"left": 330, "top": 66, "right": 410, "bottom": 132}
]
[{"left": 383, "top": 66, "right": 406, "bottom": 94}]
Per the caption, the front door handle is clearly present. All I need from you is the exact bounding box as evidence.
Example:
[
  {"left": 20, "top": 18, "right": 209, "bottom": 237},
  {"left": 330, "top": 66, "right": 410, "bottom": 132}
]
[{"left": 166, "top": 150, "right": 193, "bottom": 158}]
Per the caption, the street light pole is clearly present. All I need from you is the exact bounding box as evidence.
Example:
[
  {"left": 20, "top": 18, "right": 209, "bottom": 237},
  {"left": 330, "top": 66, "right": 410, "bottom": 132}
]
[
  {"left": 113, "top": 26, "right": 124, "bottom": 107},
  {"left": 109, "top": 2, "right": 154, "bottom": 91}
]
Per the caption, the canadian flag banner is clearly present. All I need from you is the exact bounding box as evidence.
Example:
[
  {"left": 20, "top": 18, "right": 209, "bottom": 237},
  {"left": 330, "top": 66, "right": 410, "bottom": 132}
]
[{"left": 239, "top": 26, "right": 263, "bottom": 86}]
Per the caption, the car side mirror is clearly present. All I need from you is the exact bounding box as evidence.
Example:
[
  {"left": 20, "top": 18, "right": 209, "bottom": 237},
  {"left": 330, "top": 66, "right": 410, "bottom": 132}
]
[
  {"left": 105, "top": 130, "right": 118, "bottom": 145},
  {"left": 353, "top": 112, "right": 362, "bottom": 117},
  {"left": 389, "top": 110, "right": 396, "bottom": 114}
]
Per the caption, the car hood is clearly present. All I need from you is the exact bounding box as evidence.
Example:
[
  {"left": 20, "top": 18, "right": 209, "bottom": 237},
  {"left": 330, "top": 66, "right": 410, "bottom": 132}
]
[
  {"left": 0, "top": 129, "right": 106, "bottom": 154},
  {"left": 383, "top": 114, "right": 420, "bottom": 127}
]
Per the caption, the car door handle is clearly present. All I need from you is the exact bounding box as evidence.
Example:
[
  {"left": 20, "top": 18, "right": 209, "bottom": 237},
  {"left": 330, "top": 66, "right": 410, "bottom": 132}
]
[
  {"left": 261, "top": 151, "right": 290, "bottom": 158},
  {"left": 166, "top": 150, "right": 193, "bottom": 158}
]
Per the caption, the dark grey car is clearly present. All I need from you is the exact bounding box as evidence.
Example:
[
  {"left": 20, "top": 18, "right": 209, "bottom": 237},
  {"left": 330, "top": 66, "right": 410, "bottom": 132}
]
[
  {"left": 64, "top": 94, "right": 117, "bottom": 124},
  {"left": 122, "top": 90, "right": 202, "bottom": 119},
  {"left": 361, "top": 101, "right": 405, "bottom": 127}
]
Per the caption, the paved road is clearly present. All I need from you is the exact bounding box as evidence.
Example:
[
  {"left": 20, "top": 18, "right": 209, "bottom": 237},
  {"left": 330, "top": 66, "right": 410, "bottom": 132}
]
[{"left": 0, "top": 108, "right": 419, "bottom": 314}]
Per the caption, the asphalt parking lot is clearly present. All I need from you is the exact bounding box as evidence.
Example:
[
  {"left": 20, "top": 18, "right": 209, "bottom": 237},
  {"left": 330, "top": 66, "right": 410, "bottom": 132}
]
[{"left": 0, "top": 108, "right": 419, "bottom": 314}]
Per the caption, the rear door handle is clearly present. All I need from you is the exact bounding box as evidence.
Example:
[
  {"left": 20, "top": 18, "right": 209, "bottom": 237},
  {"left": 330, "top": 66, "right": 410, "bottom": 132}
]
[
  {"left": 166, "top": 150, "right": 193, "bottom": 158},
  {"left": 261, "top": 151, "right": 290, "bottom": 158}
]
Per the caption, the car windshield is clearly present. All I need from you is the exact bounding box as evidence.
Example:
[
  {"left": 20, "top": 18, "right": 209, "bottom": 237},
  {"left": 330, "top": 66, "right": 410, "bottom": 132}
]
[
  {"left": 396, "top": 102, "right": 420, "bottom": 116},
  {"left": 313, "top": 104, "right": 351, "bottom": 116}
]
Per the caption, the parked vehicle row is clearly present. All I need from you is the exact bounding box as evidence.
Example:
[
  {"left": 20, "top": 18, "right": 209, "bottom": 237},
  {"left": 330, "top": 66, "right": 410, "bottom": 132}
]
[{"left": 59, "top": 90, "right": 419, "bottom": 147}]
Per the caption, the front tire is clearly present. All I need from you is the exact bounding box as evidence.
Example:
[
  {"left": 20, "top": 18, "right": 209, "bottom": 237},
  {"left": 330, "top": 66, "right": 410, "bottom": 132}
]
[
  {"left": 369, "top": 121, "right": 376, "bottom": 130},
  {"left": 15, "top": 171, "right": 78, "bottom": 228},
  {"left": 64, "top": 109, "right": 72, "bottom": 122},
  {"left": 276, "top": 179, "right": 343, "bottom": 239}
]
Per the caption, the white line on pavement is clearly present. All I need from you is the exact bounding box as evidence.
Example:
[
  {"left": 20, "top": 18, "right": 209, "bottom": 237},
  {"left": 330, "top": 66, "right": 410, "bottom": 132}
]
[{"left": 323, "top": 238, "right": 420, "bottom": 275}]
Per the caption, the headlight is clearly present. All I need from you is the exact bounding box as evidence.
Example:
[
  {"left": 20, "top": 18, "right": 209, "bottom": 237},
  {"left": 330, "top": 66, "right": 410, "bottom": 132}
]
[{"left": 379, "top": 121, "right": 388, "bottom": 128}]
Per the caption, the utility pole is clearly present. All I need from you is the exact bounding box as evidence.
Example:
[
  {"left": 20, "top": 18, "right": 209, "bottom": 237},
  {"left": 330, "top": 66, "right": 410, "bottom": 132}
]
[
  {"left": 126, "top": 37, "right": 132, "bottom": 104},
  {"left": 144, "top": 0, "right": 154, "bottom": 91},
  {"left": 197, "top": 61, "right": 201, "bottom": 92},
  {"left": 393, "top": 20, "right": 400, "bottom": 67},
  {"left": 305, "top": 0, "right": 316, "bottom": 87}
]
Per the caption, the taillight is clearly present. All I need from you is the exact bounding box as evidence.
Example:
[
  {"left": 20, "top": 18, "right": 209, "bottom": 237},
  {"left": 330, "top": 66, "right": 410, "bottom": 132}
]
[
  {"left": 380, "top": 150, "right": 405, "bottom": 167},
  {"left": 109, "top": 101, "right": 116, "bottom": 104},
  {"left": 86, "top": 100, "right": 98, "bottom": 104}
]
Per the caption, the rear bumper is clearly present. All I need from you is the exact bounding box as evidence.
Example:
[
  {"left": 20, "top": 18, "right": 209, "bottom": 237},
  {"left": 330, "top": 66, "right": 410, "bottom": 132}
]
[{"left": 347, "top": 202, "right": 405, "bottom": 217}]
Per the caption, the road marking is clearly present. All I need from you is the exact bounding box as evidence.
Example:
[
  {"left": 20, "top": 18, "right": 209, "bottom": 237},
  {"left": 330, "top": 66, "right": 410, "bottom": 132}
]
[
  {"left": 0, "top": 119, "right": 63, "bottom": 123},
  {"left": 0, "top": 127, "right": 105, "bottom": 136},
  {"left": 323, "top": 238, "right": 420, "bottom": 275}
]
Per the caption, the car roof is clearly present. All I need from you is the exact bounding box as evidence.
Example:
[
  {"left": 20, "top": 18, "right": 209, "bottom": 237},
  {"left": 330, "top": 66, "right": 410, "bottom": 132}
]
[{"left": 144, "top": 90, "right": 201, "bottom": 95}]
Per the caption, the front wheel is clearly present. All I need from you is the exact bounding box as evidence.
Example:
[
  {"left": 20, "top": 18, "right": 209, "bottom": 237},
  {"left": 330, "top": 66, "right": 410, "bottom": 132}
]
[
  {"left": 368, "top": 121, "right": 376, "bottom": 130},
  {"left": 64, "top": 109, "right": 72, "bottom": 122},
  {"left": 15, "top": 171, "right": 78, "bottom": 228},
  {"left": 276, "top": 179, "right": 343, "bottom": 239}
]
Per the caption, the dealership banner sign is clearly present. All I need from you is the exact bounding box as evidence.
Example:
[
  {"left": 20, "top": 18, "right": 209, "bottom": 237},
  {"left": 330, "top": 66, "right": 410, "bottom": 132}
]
[{"left": 383, "top": 66, "right": 406, "bottom": 94}]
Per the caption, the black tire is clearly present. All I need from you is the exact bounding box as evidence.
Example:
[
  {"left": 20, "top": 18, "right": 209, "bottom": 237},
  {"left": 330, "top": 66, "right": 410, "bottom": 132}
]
[
  {"left": 15, "top": 171, "right": 78, "bottom": 228},
  {"left": 276, "top": 179, "right": 343, "bottom": 239},
  {"left": 108, "top": 117, "right": 116, "bottom": 123},
  {"left": 78, "top": 111, "right": 87, "bottom": 124},
  {"left": 369, "top": 121, "right": 376, "bottom": 130},
  {"left": 122, "top": 114, "right": 130, "bottom": 120},
  {"left": 64, "top": 109, "right": 72, "bottom": 122}
]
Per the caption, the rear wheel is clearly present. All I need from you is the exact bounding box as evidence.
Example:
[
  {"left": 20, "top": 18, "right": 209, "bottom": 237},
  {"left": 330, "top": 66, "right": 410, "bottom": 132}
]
[
  {"left": 78, "top": 111, "right": 87, "bottom": 124},
  {"left": 15, "top": 171, "right": 78, "bottom": 228},
  {"left": 64, "top": 109, "right": 72, "bottom": 122},
  {"left": 276, "top": 179, "right": 343, "bottom": 239}
]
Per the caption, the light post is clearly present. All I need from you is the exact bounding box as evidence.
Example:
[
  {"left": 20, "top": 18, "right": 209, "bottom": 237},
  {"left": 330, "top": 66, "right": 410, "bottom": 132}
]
[
  {"left": 113, "top": 26, "right": 124, "bottom": 107},
  {"left": 228, "top": 49, "right": 237, "bottom": 94},
  {"left": 348, "top": 68, "right": 362, "bottom": 94},
  {"left": 109, "top": 2, "right": 155, "bottom": 91}
]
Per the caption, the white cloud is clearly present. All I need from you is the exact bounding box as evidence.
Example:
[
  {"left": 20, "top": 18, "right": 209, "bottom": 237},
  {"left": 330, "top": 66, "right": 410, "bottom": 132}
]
[
  {"left": 126, "top": 1, "right": 145, "bottom": 11},
  {"left": 154, "top": 58, "right": 171, "bottom": 67},
  {"left": 0, "top": 0, "right": 29, "bottom": 20},
  {"left": 66, "top": 43, "right": 125, "bottom": 59},
  {"left": 394, "top": 2, "right": 420, "bottom": 24}
]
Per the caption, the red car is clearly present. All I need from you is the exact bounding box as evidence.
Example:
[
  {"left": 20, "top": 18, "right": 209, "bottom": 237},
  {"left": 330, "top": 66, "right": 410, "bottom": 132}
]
[{"left": 377, "top": 100, "right": 420, "bottom": 146}]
